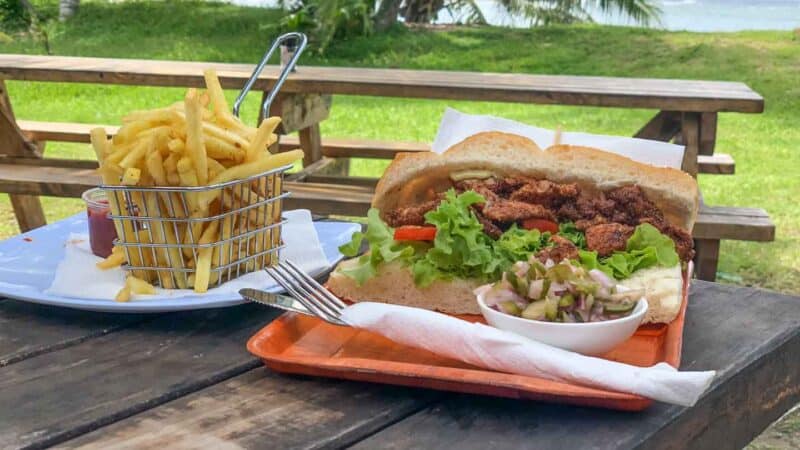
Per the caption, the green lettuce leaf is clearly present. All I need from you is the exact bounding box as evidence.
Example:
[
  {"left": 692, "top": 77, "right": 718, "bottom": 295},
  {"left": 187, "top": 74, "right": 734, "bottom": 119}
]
[
  {"left": 337, "top": 231, "right": 363, "bottom": 257},
  {"left": 626, "top": 222, "right": 680, "bottom": 267},
  {"left": 557, "top": 221, "right": 587, "bottom": 249},
  {"left": 575, "top": 223, "right": 679, "bottom": 280},
  {"left": 335, "top": 209, "right": 420, "bottom": 286},
  {"left": 412, "top": 190, "right": 496, "bottom": 286},
  {"left": 337, "top": 189, "right": 551, "bottom": 288},
  {"left": 495, "top": 225, "right": 549, "bottom": 262}
]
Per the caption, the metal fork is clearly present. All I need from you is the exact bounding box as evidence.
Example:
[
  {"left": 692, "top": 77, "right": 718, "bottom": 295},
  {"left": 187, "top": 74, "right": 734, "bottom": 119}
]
[{"left": 260, "top": 260, "right": 348, "bottom": 326}]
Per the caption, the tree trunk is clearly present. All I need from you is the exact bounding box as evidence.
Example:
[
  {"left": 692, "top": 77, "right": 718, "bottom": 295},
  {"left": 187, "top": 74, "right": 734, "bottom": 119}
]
[
  {"left": 59, "top": 0, "right": 79, "bottom": 21},
  {"left": 401, "top": 0, "right": 444, "bottom": 24},
  {"left": 374, "top": 0, "right": 403, "bottom": 32}
]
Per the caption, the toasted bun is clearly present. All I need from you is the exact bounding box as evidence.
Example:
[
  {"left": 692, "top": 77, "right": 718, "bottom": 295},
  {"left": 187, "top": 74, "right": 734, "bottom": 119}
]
[
  {"left": 373, "top": 132, "right": 699, "bottom": 230},
  {"left": 619, "top": 265, "right": 684, "bottom": 324},
  {"left": 330, "top": 132, "right": 699, "bottom": 321},
  {"left": 328, "top": 260, "right": 482, "bottom": 315}
]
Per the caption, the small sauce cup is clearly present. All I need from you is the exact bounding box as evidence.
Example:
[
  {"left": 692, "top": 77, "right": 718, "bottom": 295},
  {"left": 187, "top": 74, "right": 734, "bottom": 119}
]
[{"left": 82, "top": 188, "right": 118, "bottom": 258}]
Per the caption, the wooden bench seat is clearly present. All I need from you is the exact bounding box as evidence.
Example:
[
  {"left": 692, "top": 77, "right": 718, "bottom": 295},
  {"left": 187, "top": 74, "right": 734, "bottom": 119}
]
[
  {"left": 0, "top": 163, "right": 374, "bottom": 217},
  {"left": 17, "top": 120, "right": 736, "bottom": 175},
  {"left": 0, "top": 160, "right": 773, "bottom": 281}
]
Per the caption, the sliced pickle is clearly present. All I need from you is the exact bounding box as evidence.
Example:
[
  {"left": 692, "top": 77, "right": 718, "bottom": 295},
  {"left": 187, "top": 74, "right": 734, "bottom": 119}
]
[
  {"left": 506, "top": 272, "right": 529, "bottom": 297},
  {"left": 558, "top": 293, "right": 575, "bottom": 307},
  {"left": 603, "top": 301, "right": 636, "bottom": 314},
  {"left": 498, "top": 301, "right": 522, "bottom": 316},
  {"left": 544, "top": 297, "right": 559, "bottom": 321},
  {"left": 449, "top": 170, "right": 494, "bottom": 182},
  {"left": 522, "top": 300, "right": 547, "bottom": 320}
]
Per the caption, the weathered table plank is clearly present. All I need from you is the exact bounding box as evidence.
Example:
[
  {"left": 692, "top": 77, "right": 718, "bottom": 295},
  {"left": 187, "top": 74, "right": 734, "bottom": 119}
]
[
  {"left": 351, "top": 281, "right": 800, "bottom": 450},
  {"left": 0, "top": 55, "right": 764, "bottom": 113},
  {"left": 62, "top": 369, "right": 439, "bottom": 449},
  {"left": 0, "top": 304, "right": 279, "bottom": 449},
  {"left": 0, "top": 299, "right": 146, "bottom": 367}
]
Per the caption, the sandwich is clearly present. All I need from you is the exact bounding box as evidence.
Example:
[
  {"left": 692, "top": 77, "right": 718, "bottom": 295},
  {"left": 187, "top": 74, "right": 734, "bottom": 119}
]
[{"left": 327, "top": 132, "right": 698, "bottom": 324}]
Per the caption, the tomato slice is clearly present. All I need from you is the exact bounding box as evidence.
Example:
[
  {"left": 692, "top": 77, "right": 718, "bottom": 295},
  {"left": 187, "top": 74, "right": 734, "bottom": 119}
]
[
  {"left": 521, "top": 219, "right": 559, "bottom": 234},
  {"left": 394, "top": 225, "right": 437, "bottom": 241}
]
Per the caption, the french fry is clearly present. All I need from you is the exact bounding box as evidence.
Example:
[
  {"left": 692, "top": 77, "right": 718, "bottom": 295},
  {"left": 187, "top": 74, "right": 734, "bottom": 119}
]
[
  {"left": 203, "top": 69, "right": 254, "bottom": 139},
  {"left": 167, "top": 138, "right": 185, "bottom": 154},
  {"left": 157, "top": 202, "right": 188, "bottom": 289},
  {"left": 205, "top": 135, "right": 245, "bottom": 162},
  {"left": 203, "top": 69, "right": 229, "bottom": 116},
  {"left": 114, "top": 120, "right": 155, "bottom": 144},
  {"left": 207, "top": 157, "right": 226, "bottom": 179},
  {"left": 164, "top": 152, "right": 180, "bottom": 185},
  {"left": 90, "top": 127, "right": 112, "bottom": 162},
  {"left": 143, "top": 192, "right": 175, "bottom": 289},
  {"left": 127, "top": 275, "right": 156, "bottom": 295},
  {"left": 114, "top": 286, "right": 131, "bottom": 303},
  {"left": 197, "top": 119, "right": 250, "bottom": 149},
  {"left": 197, "top": 150, "right": 303, "bottom": 210},
  {"left": 96, "top": 251, "right": 125, "bottom": 270},
  {"left": 121, "top": 167, "right": 141, "bottom": 185},
  {"left": 176, "top": 156, "right": 200, "bottom": 214},
  {"left": 214, "top": 150, "right": 303, "bottom": 184},
  {"left": 183, "top": 89, "right": 208, "bottom": 185},
  {"left": 212, "top": 211, "right": 236, "bottom": 284},
  {"left": 246, "top": 117, "right": 281, "bottom": 162},
  {"left": 194, "top": 219, "right": 220, "bottom": 293},
  {"left": 119, "top": 138, "right": 149, "bottom": 169},
  {"left": 182, "top": 213, "right": 204, "bottom": 259},
  {"left": 146, "top": 150, "right": 168, "bottom": 186}
]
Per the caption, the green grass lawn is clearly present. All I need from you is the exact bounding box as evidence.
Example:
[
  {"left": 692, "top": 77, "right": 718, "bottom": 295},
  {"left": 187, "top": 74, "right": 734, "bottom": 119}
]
[{"left": 1, "top": 0, "right": 798, "bottom": 294}]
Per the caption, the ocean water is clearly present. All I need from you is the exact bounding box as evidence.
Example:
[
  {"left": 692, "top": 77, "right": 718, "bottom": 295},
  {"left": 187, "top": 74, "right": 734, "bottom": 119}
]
[
  {"left": 233, "top": 0, "right": 800, "bottom": 32},
  {"left": 447, "top": 0, "right": 800, "bottom": 31}
]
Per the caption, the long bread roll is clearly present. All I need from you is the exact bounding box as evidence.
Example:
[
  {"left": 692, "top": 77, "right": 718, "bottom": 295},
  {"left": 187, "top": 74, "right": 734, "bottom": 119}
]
[{"left": 329, "top": 132, "right": 699, "bottom": 322}]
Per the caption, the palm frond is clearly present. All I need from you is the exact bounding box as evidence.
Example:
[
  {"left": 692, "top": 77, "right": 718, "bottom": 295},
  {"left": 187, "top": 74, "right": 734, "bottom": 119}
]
[
  {"left": 592, "top": 0, "right": 662, "bottom": 26},
  {"left": 492, "top": 0, "right": 660, "bottom": 26}
]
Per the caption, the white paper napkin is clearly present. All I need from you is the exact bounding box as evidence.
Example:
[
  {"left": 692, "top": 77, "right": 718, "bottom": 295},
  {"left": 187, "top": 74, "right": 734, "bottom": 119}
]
[
  {"left": 432, "top": 108, "right": 685, "bottom": 169},
  {"left": 341, "top": 302, "right": 715, "bottom": 407},
  {"left": 46, "top": 209, "right": 328, "bottom": 301}
]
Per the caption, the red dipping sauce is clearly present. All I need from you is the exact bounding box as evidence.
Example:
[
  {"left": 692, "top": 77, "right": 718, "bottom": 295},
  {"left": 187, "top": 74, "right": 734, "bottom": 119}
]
[{"left": 82, "top": 188, "right": 118, "bottom": 258}]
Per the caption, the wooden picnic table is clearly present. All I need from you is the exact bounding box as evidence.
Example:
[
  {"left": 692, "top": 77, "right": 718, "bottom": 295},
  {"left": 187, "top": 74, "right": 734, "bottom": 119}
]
[
  {"left": 1, "top": 262, "right": 798, "bottom": 449},
  {"left": 0, "top": 54, "right": 774, "bottom": 282}
]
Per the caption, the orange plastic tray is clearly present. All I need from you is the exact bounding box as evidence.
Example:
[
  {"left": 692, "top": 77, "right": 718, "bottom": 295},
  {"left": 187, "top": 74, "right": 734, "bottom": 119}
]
[{"left": 247, "top": 271, "right": 690, "bottom": 411}]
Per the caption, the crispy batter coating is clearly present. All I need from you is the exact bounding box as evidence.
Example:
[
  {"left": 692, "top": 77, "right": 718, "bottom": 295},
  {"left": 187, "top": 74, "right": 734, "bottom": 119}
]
[
  {"left": 536, "top": 235, "right": 579, "bottom": 263},
  {"left": 473, "top": 208, "right": 503, "bottom": 239},
  {"left": 385, "top": 200, "right": 440, "bottom": 227},
  {"left": 509, "top": 179, "right": 579, "bottom": 207},
  {"left": 482, "top": 199, "right": 555, "bottom": 223},
  {"left": 585, "top": 223, "right": 635, "bottom": 257}
]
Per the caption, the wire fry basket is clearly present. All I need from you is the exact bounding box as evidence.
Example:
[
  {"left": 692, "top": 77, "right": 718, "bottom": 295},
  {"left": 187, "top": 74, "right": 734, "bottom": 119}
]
[
  {"left": 105, "top": 165, "right": 290, "bottom": 289},
  {"left": 100, "top": 32, "right": 308, "bottom": 289}
]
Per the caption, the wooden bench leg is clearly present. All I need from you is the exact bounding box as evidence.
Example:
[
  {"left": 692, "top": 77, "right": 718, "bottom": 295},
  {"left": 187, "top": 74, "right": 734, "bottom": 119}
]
[
  {"left": 694, "top": 238, "right": 720, "bottom": 282},
  {"left": 699, "top": 112, "right": 717, "bottom": 155},
  {"left": 10, "top": 194, "right": 46, "bottom": 232},
  {"left": 681, "top": 112, "right": 701, "bottom": 177},
  {"left": 634, "top": 110, "right": 682, "bottom": 142},
  {"left": 298, "top": 123, "right": 323, "bottom": 168}
]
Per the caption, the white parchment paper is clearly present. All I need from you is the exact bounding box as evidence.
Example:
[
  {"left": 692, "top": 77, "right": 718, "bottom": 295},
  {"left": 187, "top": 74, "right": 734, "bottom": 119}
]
[
  {"left": 46, "top": 209, "right": 328, "bottom": 301},
  {"left": 432, "top": 108, "right": 685, "bottom": 169}
]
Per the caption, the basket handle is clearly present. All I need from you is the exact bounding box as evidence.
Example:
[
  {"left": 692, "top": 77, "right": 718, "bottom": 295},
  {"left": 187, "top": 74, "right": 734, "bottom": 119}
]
[{"left": 232, "top": 32, "right": 308, "bottom": 122}]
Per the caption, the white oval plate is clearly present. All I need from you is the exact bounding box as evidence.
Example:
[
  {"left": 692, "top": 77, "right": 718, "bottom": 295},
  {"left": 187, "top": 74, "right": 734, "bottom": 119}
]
[{"left": 0, "top": 213, "right": 360, "bottom": 313}]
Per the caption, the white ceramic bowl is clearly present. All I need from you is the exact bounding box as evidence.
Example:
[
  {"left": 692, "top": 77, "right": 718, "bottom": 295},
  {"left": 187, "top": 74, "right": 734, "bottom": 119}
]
[{"left": 476, "top": 292, "right": 648, "bottom": 356}]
